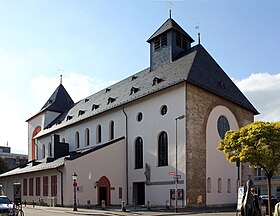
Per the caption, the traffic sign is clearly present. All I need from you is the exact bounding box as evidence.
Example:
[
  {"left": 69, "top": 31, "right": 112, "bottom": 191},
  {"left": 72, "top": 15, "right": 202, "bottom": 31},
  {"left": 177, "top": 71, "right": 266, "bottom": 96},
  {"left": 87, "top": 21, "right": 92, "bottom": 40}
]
[{"left": 173, "top": 175, "right": 181, "bottom": 179}]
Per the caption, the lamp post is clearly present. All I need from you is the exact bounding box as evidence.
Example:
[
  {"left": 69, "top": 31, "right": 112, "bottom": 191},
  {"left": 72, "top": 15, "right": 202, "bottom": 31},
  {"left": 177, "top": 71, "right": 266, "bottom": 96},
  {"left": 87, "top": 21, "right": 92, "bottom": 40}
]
[
  {"left": 72, "top": 172, "right": 78, "bottom": 211},
  {"left": 175, "top": 115, "right": 185, "bottom": 213}
]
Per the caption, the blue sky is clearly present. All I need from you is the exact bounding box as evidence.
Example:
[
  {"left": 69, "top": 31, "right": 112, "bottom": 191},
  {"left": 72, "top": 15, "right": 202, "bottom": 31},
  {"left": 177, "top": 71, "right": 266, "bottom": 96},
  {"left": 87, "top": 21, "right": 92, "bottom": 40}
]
[{"left": 0, "top": 0, "right": 279, "bottom": 154}]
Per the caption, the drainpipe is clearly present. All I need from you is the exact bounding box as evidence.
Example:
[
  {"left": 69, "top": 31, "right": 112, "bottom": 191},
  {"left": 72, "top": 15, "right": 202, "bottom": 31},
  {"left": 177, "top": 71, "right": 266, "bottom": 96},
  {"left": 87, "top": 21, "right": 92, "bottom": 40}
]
[
  {"left": 57, "top": 167, "right": 64, "bottom": 207},
  {"left": 122, "top": 105, "right": 129, "bottom": 205}
]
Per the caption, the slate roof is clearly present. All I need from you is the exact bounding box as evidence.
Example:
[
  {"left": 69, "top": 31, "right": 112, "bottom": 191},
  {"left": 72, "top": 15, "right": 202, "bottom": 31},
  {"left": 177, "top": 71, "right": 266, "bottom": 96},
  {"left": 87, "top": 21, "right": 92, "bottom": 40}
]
[
  {"left": 40, "top": 84, "right": 74, "bottom": 113},
  {"left": 35, "top": 44, "right": 258, "bottom": 139},
  {"left": 0, "top": 157, "right": 65, "bottom": 177},
  {"left": 147, "top": 18, "right": 194, "bottom": 43},
  {"left": 0, "top": 137, "right": 124, "bottom": 177}
]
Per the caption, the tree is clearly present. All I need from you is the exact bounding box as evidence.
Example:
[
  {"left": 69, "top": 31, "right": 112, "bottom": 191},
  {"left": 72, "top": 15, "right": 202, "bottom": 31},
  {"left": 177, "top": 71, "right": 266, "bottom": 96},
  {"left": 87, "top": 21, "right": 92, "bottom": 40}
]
[
  {"left": 217, "top": 121, "right": 280, "bottom": 216},
  {"left": 0, "top": 157, "right": 9, "bottom": 174}
]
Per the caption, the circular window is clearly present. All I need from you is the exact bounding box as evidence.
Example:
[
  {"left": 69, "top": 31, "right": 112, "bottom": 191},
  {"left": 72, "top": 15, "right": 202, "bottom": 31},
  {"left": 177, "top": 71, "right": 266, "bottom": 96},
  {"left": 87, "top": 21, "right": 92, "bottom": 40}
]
[
  {"left": 160, "top": 105, "right": 168, "bottom": 115},
  {"left": 137, "top": 112, "right": 143, "bottom": 122},
  {"left": 217, "top": 115, "right": 230, "bottom": 139}
]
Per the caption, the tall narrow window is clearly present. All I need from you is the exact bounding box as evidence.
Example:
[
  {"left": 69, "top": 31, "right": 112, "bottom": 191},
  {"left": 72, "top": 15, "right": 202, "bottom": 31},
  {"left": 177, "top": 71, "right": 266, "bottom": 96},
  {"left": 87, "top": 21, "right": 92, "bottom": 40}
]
[
  {"left": 43, "top": 176, "right": 48, "bottom": 196},
  {"left": 218, "top": 178, "right": 222, "bottom": 193},
  {"left": 51, "top": 175, "right": 57, "bottom": 196},
  {"left": 85, "top": 128, "right": 90, "bottom": 146},
  {"left": 207, "top": 177, "right": 211, "bottom": 193},
  {"left": 23, "top": 178, "right": 27, "bottom": 196},
  {"left": 75, "top": 132, "right": 80, "bottom": 148},
  {"left": 227, "top": 178, "right": 231, "bottom": 193},
  {"left": 135, "top": 137, "right": 143, "bottom": 169},
  {"left": 109, "top": 121, "right": 114, "bottom": 140},
  {"left": 29, "top": 178, "right": 34, "bottom": 196},
  {"left": 36, "top": 177, "right": 41, "bottom": 196},
  {"left": 42, "top": 144, "right": 46, "bottom": 159},
  {"left": 96, "top": 124, "right": 101, "bottom": 144},
  {"left": 158, "top": 131, "right": 168, "bottom": 166}
]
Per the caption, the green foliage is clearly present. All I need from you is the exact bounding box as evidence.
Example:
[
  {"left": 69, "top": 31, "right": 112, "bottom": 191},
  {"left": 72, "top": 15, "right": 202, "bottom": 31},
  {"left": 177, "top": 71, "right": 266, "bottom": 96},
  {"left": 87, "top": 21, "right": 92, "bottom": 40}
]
[
  {"left": 217, "top": 121, "right": 280, "bottom": 178},
  {"left": 0, "top": 157, "right": 10, "bottom": 174}
]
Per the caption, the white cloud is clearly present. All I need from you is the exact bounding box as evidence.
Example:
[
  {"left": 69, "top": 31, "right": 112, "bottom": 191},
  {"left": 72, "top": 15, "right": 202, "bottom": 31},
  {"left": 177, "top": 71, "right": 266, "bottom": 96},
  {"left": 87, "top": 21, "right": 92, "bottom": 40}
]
[{"left": 234, "top": 73, "right": 280, "bottom": 122}]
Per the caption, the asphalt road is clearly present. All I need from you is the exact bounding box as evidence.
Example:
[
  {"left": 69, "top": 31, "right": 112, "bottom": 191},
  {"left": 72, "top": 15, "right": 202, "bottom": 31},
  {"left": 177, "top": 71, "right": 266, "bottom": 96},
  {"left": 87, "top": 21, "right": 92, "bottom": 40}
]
[{"left": 21, "top": 206, "right": 237, "bottom": 216}]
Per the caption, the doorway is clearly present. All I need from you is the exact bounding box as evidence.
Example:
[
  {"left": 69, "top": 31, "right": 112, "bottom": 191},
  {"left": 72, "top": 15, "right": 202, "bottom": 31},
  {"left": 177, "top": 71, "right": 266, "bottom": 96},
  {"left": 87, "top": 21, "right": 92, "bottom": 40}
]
[
  {"left": 133, "top": 182, "right": 145, "bottom": 205},
  {"left": 98, "top": 176, "right": 111, "bottom": 205}
]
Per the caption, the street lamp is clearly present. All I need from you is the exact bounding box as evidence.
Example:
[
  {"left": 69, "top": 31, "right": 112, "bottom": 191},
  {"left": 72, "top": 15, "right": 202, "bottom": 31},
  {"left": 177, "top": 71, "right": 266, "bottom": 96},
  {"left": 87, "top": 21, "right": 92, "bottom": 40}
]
[
  {"left": 72, "top": 172, "right": 78, "bottom": 211},
  {"left": 175, "top": 114, "right": 185, "bottom": 213}
]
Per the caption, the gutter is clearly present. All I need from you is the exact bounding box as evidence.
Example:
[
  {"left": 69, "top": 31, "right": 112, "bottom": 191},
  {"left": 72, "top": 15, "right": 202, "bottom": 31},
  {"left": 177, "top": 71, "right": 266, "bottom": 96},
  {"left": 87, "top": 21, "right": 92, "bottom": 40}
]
[{"left": 122, "top": 105, "right": 129, "bottom": 205}]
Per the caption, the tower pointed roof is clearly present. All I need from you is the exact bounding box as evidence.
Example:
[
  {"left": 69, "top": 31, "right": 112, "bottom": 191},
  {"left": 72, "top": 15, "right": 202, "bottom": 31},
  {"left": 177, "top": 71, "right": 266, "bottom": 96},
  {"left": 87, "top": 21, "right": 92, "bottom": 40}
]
[
  {"left": 40, "top": 84, "right": 74, "bottom": 113},
  {"left": 147, "top": 18, "right": 194, "bottom": 43}
]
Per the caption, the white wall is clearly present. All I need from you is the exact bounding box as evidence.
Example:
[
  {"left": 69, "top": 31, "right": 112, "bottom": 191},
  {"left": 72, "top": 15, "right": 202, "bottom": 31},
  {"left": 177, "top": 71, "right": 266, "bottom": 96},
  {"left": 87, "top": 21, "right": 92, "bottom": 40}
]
[
  {"left": 63, "top": 139, "right": 126, "bottom": 207},
  {"left": 206, "top": 105, "right": 239, "bottom": 206},
  {"left": 125, "top": 84, "right": 186, "bottom": 206}
]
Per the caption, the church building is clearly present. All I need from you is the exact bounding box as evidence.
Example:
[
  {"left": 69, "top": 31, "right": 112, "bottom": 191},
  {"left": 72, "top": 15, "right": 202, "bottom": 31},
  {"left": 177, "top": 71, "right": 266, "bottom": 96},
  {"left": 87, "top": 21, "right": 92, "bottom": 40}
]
[{"left": 0, "top": 16, "right": 258, "bottom": 208}]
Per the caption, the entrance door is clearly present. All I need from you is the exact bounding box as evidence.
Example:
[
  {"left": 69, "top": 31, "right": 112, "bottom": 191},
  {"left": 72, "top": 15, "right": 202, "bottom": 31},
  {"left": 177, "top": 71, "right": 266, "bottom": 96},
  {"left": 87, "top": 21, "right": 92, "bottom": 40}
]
[
  {"left": 99, "top": 187, "right": 107, "bottom": 205},
  {"left": 133, "top": 182, "right": 145, "bottom": 205},
  {"left": 97, "top": 176, "right": 111, "bottom": 205}
]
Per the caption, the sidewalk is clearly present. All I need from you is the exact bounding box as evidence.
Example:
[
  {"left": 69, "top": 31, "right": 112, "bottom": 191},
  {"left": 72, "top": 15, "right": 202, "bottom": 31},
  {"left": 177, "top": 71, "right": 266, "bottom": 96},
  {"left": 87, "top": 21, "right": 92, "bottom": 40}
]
[{"left": 23, "top": 204, "right": 236, "bottom": 215}]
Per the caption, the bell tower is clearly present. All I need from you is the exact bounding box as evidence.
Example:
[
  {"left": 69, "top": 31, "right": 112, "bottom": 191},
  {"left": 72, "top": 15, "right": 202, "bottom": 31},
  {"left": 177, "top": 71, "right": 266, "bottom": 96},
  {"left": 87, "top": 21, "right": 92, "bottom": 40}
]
[{"left": 147, "top": 14, "right": 194, "bottom": 71}]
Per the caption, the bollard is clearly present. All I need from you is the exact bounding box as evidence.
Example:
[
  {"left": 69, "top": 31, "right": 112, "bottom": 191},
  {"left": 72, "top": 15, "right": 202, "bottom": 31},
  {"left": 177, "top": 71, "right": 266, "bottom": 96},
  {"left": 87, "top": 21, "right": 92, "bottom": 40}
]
[
  {"left": 121, "top": 201, "right": 126, "bottom": 212},
  {"left": 32, "top": 200, "right": 35, "bottom": 208},
  {"left": 101, "top": 200, "right": 106, "bottom": 210},
  {"left": 166, "top": 200, "right": 170, "bottom": 209},
  {"left": 147, "top": 201, "right": 151, "bottom": 210}
]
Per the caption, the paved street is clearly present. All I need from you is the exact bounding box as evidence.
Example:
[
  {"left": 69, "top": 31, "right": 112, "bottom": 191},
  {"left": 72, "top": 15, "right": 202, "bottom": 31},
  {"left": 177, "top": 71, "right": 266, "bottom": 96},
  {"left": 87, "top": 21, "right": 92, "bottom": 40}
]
[{"left": 21, "top": 205, "right": 237, "bottom": 216}]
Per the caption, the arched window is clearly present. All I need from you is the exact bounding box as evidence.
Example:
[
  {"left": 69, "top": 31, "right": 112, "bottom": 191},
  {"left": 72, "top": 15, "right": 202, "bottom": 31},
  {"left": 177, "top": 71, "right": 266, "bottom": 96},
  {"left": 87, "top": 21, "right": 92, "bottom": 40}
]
[
  {"left": 218, "top": 178, "right": 222, "bottom": 193},
  {"left": 75, "top": 132, "right": 80, "bottom": 148},
  {"left": 85, "top": 128, "right": 90, "bottom": 146},
  {"left": 227, "top": 178, "right": 231, "bottom": 193},
  {"left": 42, "top": 144, "right": 46, "bottom": 159},
  {"left": 96, "top": 125, "right": 101, "bottom": 144},
  {"left": 135, "top": 137, "right": 143, "bottom": 169},
  {"left": 207, "top": 177, "right": 211, "bottom": 193},
  {"left": 109, "top": 121, "right": 114, "bottom": 140},
  {"left": 158, "top": 131, "right": 168, "bottom": 166},
  {"left": 48, "top": 143, "right": 52, "bottom": 157}
]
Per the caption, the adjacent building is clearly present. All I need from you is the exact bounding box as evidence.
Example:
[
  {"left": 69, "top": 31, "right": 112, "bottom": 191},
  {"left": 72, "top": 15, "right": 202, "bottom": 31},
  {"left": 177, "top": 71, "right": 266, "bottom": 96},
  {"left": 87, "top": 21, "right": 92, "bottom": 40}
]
[{"left": 0, "top": 16, "right": 258, "bottom": 208}]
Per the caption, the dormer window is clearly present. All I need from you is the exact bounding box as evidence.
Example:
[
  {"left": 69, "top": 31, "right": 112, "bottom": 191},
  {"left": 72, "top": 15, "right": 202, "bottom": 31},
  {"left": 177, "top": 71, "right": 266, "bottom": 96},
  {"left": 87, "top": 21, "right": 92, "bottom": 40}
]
[
  {"left": 92, "top": 104, "right": 99, "bottom": 111},
  {"left": 78, "top": 110, "right": 85, "bottom": 116},
  {"left": 130, "top": 87, "right": 140, "bottom": 95},
  {"left": 66, "top": 115, "right": 73, "bottom": 121},
  {"left": 85, "top": 98, "right": 89, "bottom": 103},
  {"left": 105, "top": 88, "right": 111, "bottom": 93},
  {"left": 153, "top": 77, "right": 164, "bottom": 86},
  {"left": 131, "top": 75, "right": 138, "bottom": 81},
  {"left": 107, "top": 97, "right": 116, "bottom": 104}
]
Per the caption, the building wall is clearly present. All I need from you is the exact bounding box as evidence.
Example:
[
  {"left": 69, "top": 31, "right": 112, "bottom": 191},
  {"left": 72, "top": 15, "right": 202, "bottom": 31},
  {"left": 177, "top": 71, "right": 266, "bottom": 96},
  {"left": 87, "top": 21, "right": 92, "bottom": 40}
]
[
  {"left": 63, "top": 138, "right": 125, "bottom": 207},
  {"left": 0, "top": 168, "right": 62, "bottom": 205},
  {"left": 125, "top": 83, "right": 186, "bottom": 206},
  {"left": 206, "top": 105, "right": 239, "bottom": 206},
  {"left": 185, "top": 83, "right": 254, "bottom": 207}
]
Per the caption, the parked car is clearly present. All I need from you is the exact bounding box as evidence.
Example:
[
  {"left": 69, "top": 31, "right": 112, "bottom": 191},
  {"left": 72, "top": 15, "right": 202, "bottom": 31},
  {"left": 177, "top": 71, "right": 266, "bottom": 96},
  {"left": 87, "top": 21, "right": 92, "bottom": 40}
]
[
  {"left": 0, "top": 196, "right": 12, "bottom": 215},
  {"left": 259, "top": 195, "right": 278, "bottom": 214}
]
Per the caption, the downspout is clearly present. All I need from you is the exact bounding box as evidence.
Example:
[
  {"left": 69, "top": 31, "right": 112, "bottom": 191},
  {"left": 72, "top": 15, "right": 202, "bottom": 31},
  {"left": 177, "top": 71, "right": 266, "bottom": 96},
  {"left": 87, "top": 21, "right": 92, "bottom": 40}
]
[
  {"left": 57, "top": 167, "right": 64, "bottom": 207},
  {"left": 122, "top": 105, "right": 129, "bottom": 205}
]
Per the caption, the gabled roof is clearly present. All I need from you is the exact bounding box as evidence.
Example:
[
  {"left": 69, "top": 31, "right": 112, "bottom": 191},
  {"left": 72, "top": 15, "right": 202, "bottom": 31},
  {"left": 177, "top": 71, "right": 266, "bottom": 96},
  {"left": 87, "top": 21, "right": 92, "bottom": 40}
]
[
  {"left": 147, "top": 18, "right": 194, "bottom": 43},
  {"left": 35, "top": 44, "right": 258, "bottom": 138}
]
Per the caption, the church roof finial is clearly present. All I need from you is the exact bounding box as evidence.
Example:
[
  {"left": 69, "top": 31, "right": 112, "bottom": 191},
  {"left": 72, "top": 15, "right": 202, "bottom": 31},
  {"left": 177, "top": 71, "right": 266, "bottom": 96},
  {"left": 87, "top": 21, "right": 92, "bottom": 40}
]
[
  {"left": 60, "top": 74, "right": 62, "bottom": 85},
  {"left": 169, "top": 9, "right": 172, "bottom": 19}
]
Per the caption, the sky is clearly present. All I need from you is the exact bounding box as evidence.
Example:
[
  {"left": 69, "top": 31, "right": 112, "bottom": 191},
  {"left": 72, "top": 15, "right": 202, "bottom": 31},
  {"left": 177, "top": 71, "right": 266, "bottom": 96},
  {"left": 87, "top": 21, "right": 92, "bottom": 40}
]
[{"left": 0, "top": 0, "right": 279, "bottom": 154}]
